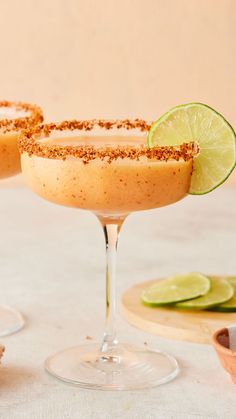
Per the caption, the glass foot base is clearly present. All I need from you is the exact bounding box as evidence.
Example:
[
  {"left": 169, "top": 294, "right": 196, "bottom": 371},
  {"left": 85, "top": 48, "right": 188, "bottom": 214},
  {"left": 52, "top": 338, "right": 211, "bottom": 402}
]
[
  {"left": 0, "top": 305, "right": 25, "bottom": 337},
  {"left": 45, "top": 343, "right": 179, "bottom": 390}
]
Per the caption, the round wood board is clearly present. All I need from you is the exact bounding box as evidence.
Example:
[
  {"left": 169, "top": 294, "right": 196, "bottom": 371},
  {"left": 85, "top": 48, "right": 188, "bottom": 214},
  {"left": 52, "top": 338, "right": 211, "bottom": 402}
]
[{"left": 121, "top": 279, "right": 236, "bottom": 344}]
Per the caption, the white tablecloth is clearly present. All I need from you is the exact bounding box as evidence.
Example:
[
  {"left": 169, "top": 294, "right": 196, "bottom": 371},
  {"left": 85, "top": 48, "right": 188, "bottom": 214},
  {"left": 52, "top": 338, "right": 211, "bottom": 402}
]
[{"left": 0, "top": 182, "right": 236, "bottom": 419}]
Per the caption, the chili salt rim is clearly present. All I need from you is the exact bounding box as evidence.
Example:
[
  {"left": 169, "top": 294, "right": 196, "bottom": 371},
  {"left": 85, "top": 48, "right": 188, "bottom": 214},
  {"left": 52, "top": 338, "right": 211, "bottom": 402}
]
[
  {"left": 0, "top": 100, "right": 43, "bottom": 132},
  {"left": 19, "top": 119, "right": 199, "bottom": 163}
]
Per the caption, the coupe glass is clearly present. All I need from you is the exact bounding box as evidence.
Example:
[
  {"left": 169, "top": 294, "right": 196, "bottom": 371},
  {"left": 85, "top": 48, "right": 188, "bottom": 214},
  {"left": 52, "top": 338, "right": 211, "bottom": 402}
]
[
  {"left": 19, "top": 119, "right": 196, "bottom": 389},
  {"left": 0, "top": 100, "right": 43, "bottom": 336}
]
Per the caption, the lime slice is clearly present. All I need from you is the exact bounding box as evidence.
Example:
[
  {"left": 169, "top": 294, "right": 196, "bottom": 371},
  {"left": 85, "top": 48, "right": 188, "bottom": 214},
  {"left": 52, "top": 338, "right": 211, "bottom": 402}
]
[
  {"left": 148, "top": 103, "right": 236, "bottom": 194},
  {"left": 211, "top": 277, "right": 236, "bottom": 312},
  {"left": 141, "top": 273, "right": 210, "bottom": 306},
  {"left": 176, "top": 276, "right": 234, "bottom": 310}
]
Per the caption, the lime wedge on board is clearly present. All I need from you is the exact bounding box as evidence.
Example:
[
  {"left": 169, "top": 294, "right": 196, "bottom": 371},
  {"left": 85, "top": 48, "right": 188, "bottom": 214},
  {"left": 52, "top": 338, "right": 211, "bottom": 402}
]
[
  {"left": 175, "top": 276, "right": 234, "bottom": 310},
  {"left": 141, "top": 273, "right": 210, "bottom": 306},
  {"left": 211, "top": 277, "right": 236, "bottom": 312},
  {"left": 148, "top": 103, "right": 236, "bottom": 195}
]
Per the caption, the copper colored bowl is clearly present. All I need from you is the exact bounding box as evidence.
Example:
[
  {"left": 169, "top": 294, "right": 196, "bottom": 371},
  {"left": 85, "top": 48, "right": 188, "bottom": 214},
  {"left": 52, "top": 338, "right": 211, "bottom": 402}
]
[{"left": 212, "top": 327, "right": 236, "bottom": 383}]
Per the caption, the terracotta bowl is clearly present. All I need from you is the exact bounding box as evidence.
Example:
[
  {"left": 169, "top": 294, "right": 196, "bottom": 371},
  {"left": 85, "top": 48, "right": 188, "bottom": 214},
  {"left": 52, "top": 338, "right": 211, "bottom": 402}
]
[{"left": 212, "top": 327, "right": 236, "bottom": 383}]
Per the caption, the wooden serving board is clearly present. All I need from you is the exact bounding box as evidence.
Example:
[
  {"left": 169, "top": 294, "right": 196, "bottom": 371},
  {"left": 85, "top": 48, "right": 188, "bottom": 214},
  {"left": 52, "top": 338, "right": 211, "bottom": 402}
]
[{"left": 121, "top": 279, "right": 236, "bottom": 344}]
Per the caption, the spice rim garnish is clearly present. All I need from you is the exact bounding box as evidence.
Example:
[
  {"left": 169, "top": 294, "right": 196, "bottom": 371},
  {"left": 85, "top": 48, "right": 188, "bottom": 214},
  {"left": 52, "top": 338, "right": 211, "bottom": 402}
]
[{"left": 19, "top": 119, "right": 199, "bottom": 163}]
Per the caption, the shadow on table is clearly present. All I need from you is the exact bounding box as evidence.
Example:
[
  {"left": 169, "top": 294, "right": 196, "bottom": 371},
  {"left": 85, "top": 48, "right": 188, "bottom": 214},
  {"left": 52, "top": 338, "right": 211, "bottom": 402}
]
[{"left": 0, "top": 365, "right": 38, "bottom": 390}]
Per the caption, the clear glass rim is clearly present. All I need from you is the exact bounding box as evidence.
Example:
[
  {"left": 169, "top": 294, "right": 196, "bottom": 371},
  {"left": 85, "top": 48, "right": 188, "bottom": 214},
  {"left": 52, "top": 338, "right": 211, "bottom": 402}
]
[{"left": 19, "top": 119, "right": 198, "bottom": 162}]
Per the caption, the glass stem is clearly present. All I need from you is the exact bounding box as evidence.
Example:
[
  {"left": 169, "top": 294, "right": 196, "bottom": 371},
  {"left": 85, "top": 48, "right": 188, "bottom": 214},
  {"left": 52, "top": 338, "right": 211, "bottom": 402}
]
[{"left": 99, "top": 220, "right": 124, "bottom": 353}]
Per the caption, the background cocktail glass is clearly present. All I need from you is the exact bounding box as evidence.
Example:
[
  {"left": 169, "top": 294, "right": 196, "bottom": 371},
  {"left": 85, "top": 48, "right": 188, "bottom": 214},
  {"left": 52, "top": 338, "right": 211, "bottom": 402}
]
[
  {"left": 0, "top": 101, "right": 43, "bottom": 336},
  {"left": 19, "top": 120, "right": 196, "bottom": 389}
]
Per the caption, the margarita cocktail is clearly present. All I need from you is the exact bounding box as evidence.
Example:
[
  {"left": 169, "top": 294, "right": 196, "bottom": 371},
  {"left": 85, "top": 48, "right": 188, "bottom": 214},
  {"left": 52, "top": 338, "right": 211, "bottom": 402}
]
[
  {"left": 0, "top": 100, "right": 43, "bottom": 336},
  {"left": 19, "top": 119, "right": 197, "bottom": 389},
  {"left": 19, "top": 103, "right": 236, "bottom": 389},
  {"left": 21, "top": 134, "right": 194, "bottom": 216}
]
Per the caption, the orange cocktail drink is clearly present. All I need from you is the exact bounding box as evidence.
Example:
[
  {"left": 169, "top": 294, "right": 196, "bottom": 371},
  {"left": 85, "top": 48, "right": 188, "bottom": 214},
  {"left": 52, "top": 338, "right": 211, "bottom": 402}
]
[
  {"left": 19, "top": 119, "right": 197, "bottom": 389},
  {"left": 0, "top": 100, "right": 43, "bottom": 337}
]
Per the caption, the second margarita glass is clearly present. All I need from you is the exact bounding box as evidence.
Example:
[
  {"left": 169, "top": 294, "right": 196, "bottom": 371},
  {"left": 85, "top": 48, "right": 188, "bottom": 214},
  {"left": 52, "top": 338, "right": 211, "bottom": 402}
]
[
  {"left": 0, "top": 100, "right": 43, "bottom": 336},
  {"left": 19, "top": 119, "right": 197, "bottom": 389}
]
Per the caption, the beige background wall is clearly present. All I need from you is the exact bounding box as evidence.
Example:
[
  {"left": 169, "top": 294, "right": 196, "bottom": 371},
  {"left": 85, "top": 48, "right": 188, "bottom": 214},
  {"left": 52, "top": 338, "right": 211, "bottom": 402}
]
[{"left": 0, "top": 0, "right": 235, "bottom": 125}]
